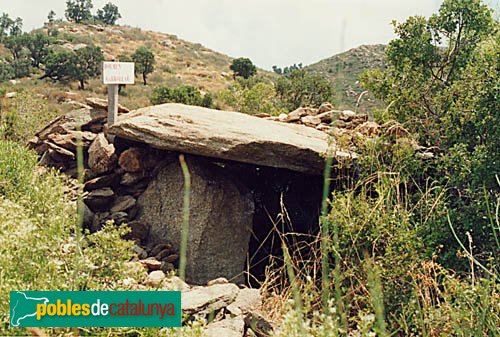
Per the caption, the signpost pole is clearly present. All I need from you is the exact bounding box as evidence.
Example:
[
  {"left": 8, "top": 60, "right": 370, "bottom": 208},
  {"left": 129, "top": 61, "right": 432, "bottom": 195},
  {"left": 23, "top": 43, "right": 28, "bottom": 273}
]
[
  {"left": 107, "top": 84, "right": 119, "bottom": 141},
  {"left": 102, "top": 61, "right": 134, "bottom": 141}
]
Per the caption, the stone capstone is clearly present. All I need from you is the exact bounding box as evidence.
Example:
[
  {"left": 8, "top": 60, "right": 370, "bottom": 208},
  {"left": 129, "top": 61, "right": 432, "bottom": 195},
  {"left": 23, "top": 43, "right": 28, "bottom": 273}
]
[{"left": 109, "top": 103, "right": 355, "bottom": 175}]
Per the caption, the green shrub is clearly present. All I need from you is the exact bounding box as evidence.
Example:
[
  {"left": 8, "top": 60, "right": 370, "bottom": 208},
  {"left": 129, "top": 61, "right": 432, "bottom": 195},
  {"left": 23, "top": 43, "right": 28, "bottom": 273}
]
[{"left": 150, "top": 85, "right": 213, "bottom": 108}]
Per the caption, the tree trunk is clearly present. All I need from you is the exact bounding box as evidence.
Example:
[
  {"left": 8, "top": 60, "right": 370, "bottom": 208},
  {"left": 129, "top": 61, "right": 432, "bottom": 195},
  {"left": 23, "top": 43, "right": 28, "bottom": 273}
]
[
  {"left": 143, "top": 73, "right": 147, "bottom": 85},
  {"left": 79, "top": 79, "right": 85, "bottom": 90}
]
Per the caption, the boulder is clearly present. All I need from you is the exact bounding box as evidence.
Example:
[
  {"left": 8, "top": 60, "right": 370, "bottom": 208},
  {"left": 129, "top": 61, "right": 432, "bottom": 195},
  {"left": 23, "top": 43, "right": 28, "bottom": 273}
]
[
  {"left": 85, "top": 97, "right": 130, "bottom": 113},
  {"left": 137, "top": 157, "right": 254, "bottom": 284},
  {"left": 88, "top": 134, "right": 117, "bottom": 174},
  {"left": 205, "top": 316, "right": 245, "bottom": 337},
  {"left": 300, "top": 115, "right": 321, "bottom": 127},
  {"left": 83, "top": 173, "right": 120, "bottom": 191},
  {"left": 83, "top": 188, "right": 115, "bottom": 212},
  {"left": 181, "top": 283, "right": 239, "bottom": 316},
  {"left": 144, "top": 270, "right": 166, "bottom": 287},
  {"left": 110, "top": 195, "right": 136, "bottom": 212},
  {"left": 318, "top": 102, "right": 334, "bottom": 114},
  {"left": 123, "top": 220, "right": 150, "bottom": 243},
  {"left": 226, "top": 288, "right": 262, "bottom": 315},
  {"left": 118, "top": 147, "right": 150, "bottom": 172},
  {"left": 109, "top": 103, "right": 355, "bottom": 175},
  {"left": 47, "top": 131, "right": 96, "bottom": 151}
]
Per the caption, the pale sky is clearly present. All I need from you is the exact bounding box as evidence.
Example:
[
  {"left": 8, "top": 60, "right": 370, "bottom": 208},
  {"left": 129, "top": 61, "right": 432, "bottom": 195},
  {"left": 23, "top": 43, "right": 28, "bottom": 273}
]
[{"left": 1, "top": 0, "right": 498, "bottom": 69}]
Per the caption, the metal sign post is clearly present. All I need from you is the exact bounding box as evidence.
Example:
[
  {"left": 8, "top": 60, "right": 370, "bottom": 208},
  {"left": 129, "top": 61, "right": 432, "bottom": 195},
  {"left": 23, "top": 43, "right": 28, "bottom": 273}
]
[{"left": 102, "top": 61, "right": 135, "bottom": 140}]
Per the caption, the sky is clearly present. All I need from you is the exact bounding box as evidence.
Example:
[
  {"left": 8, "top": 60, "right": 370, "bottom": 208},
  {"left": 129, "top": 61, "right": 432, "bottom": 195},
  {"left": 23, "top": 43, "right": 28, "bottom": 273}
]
[{"left": 1, "top": 0, "right": 498, "bottom": 70}]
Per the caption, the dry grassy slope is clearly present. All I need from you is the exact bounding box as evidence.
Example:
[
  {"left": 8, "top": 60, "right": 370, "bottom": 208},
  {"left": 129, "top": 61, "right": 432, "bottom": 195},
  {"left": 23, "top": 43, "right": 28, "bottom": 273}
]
[
  {"left": 0, "top": 22, "right": 274, "bottom": 111},
  {"left": 41, "top": 22, "right": 241, "bottom": 91},
  {"left": 305, "top": 44, "right": 387, "bottom": 114}
]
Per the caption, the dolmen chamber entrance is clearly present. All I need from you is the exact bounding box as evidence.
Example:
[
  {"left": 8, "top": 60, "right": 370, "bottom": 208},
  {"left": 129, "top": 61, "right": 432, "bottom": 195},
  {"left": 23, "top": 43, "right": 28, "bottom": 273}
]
[{"left": 30, "top": 100, "right": 357, "bottom": 285}]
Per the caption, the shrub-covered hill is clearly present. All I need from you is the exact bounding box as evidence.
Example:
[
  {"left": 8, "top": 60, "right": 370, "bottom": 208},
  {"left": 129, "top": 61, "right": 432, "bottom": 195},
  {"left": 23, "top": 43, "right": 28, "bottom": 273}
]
[
  {"left": 305, "top": 44, "right": 386, "bottom": 113},
  {"left": 0, "top": 21, "right": 276, "bottom": 111}
]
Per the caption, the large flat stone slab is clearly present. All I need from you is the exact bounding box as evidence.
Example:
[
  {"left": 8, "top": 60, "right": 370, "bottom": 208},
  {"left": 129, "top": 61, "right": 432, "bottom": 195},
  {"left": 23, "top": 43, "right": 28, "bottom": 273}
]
[{"left": 108, "top": 103, "right": 354, "bottom": 174}]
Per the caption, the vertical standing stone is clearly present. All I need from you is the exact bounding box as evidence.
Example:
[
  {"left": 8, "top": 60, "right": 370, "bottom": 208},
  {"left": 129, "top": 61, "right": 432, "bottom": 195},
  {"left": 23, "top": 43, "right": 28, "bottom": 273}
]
[{"left": 137, "top": 156, "right": 254, "bottom": 285}]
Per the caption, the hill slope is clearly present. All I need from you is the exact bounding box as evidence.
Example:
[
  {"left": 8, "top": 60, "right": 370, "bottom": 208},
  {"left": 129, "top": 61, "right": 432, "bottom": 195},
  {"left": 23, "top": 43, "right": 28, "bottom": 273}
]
[{"left": 305, "top": 44, "right": 387, "bottom": 113}]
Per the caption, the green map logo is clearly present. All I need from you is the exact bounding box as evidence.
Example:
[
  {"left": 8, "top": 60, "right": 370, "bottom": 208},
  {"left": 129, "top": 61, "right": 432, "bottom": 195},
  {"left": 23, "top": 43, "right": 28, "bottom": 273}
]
[{"left": 9, "top": 291, "right": 181, "bottom": 327}]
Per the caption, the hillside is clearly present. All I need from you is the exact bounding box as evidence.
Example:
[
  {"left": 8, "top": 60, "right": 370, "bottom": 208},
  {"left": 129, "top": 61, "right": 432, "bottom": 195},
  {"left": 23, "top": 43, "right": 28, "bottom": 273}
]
[
  {"left": 305, "top": 44, "right": 386, "bottom": 113},
  {"left": 1, "top": 21, "right": 268, "bottom": 111}
]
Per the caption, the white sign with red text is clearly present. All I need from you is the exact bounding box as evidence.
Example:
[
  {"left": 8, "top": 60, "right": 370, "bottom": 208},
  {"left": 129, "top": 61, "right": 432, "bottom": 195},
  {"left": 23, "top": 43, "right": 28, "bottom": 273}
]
[{"left": 102, "top": 62, "right": 135, "bottom": 85}]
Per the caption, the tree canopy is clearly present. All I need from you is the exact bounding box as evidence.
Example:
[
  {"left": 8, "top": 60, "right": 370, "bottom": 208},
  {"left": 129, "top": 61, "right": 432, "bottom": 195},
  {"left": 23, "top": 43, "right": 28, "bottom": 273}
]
[
  {"left": 230, "top": 57, "right": 257, "bottom": 79},
  {"left": 132, "top": 46, "right": 155, "bottom": 85},
  {"left": 65, "top": 0, "right": 93, "bottom": 23},
  {"left": 96, "top": 2, "right": 121, "bottom": 25}
]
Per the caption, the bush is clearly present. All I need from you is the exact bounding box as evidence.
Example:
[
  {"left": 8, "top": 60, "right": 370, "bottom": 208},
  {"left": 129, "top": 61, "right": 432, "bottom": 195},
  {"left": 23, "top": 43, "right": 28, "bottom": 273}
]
[
  {"left": 217, "top": 80, "right": 286, "bottom": 115},
  {"left": 150, "top": 85, "right": 213, "bottom": 108},
  {"left": 276, "top": 69, "right": 335, "bottom": 110}
]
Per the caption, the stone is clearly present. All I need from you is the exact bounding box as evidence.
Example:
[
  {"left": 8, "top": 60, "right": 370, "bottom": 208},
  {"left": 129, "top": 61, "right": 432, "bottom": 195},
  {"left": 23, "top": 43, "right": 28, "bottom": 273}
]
[
  {"left": 118, "top": 147, "right": 149, "bottom": 173},
  {"left": 137, "top": 157, "right": 254, "bottom": 284},
  {"left": 244, "top": 312, "right": 273, "bottom": 337},
  {"left": 145, "top": 270, "right": 166, "bottom": 287},
  {"left": 85, "top": 97, "right": 130, "bottom": 113},
  {"left": 155, "top": 248, "right": 175, "bottom": 261},
  {"left": 46, "top": 142, "right": 75, "bottom": 161},
  {"left": 318, "top": 102, "right": 334, "bottom": 114},
  {"left": 162, "top": 254, "right": 178, "bottom": 263},
  {"left": 47, "top": 131, "right": 96, "bottom": 151},
  {"left": 120, "top": 172, "right": 148, "bottom": 186},
  {"left": 110, "top": 195, "right": 136, "bottom": 212},
  {"left": 339, "top": 110, "right": 357, "bottom": 121},
  {"left": 150, "top": 243, "right": 174, "bottom": 257},
  {"left": 285, "top": 107, "right": 308, "bottom": 122},
  {"left": 83, "top": 188, "right": 115, "bottom": 212},
  {"left": 160, "top": 262, "right": 175, "bottom": 274},
  {"left": 133, "top": 245, "right": 148, "bottom": 259},
  {"left": 278, "top": 113, "right": 288, "bottom": 122},
  {"left": 204, "top": 316, "right": 245, "bottom": 337},
  {"left": 181, "top": 283, "right": 239, "bottom": 316},
  {"left": 124, "top": 220, "right": 150, "bottom": 243},
  {"left": 207, "top": 277, "right": 229, "bottom": 286},
  {"left": 316, "top": 124, "right": 331, "bottom": 132},
  {"left": 316, "top": 111, "right": 333, "bottom": 124},
  {"left": 355, "top": 121, "right": 380, "bottom": 136},
  {"left": 109, "top": 103, "right": 355, "bottom": 175},
  {"left": 140, "top": 258, "right": 162, "bottom": 271},
  {"left": 300, "top": 115, "right": 321, "bottom": 127},
  {"left": 383, "top": 121, "right": 409, "bottom": 138},
  {"left": 107, "top": 212, "right": 128, "bottom": 225},
  {"left": 5, "top": 92, "right": 17, "bottom": 98},
  {"left": 162, "top": 276, "right": 189, "bottom": 291},
  {"left": 226, "top": 288, "right": 261, "bottom": 315},
  {"left": 83, "top": 174, "right": 120, "bottom": 191},
  {"left": 88, "top": 134, "right": 117, "bottom": 174},
  {"left": 81, "top": 203, "right": 94, "bottom": 229},
  {"left": 36, "top": 108, "right": 93, "bottom": 140}
]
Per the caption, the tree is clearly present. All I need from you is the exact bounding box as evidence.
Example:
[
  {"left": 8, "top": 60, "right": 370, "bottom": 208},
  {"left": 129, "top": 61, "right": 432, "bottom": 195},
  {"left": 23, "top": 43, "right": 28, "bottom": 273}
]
[
  {"left": 69, "top": 45, "right": 104, "bottom": 90},
  {"left": 132, "top": 46, "right": 155, "bottom": 85},
  {"left": 276, "top": 69, "right": 334, "bottom": 110},
  {"left": 96, "top": 2, "right": 121, "bottom": 25},
  {"left": 65, "top": 0, "right": 93, "bottom": 23},
  {"left": 40, "top": 50, "right": 74, "bottom": 82},
  {"left": 230, "top": 57, "right": 257, "bottom": 79},
  {"left": 3, "top": 34, "right": 31, "bottom": 78},
  {"left": 0, "top": 13, "right": 22, "bottom": 42},
  {"left": 41, "top": 46, "right": 103, "bottom": 90},
  {"left": 47, "top": 10, "right": 56, "bottom": 23},
  {"left": 24, "top": 33, "right": 53, "bottom": 68},
  {"left": 361, "top": 0, "right": 498, "bottom": 270}
]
